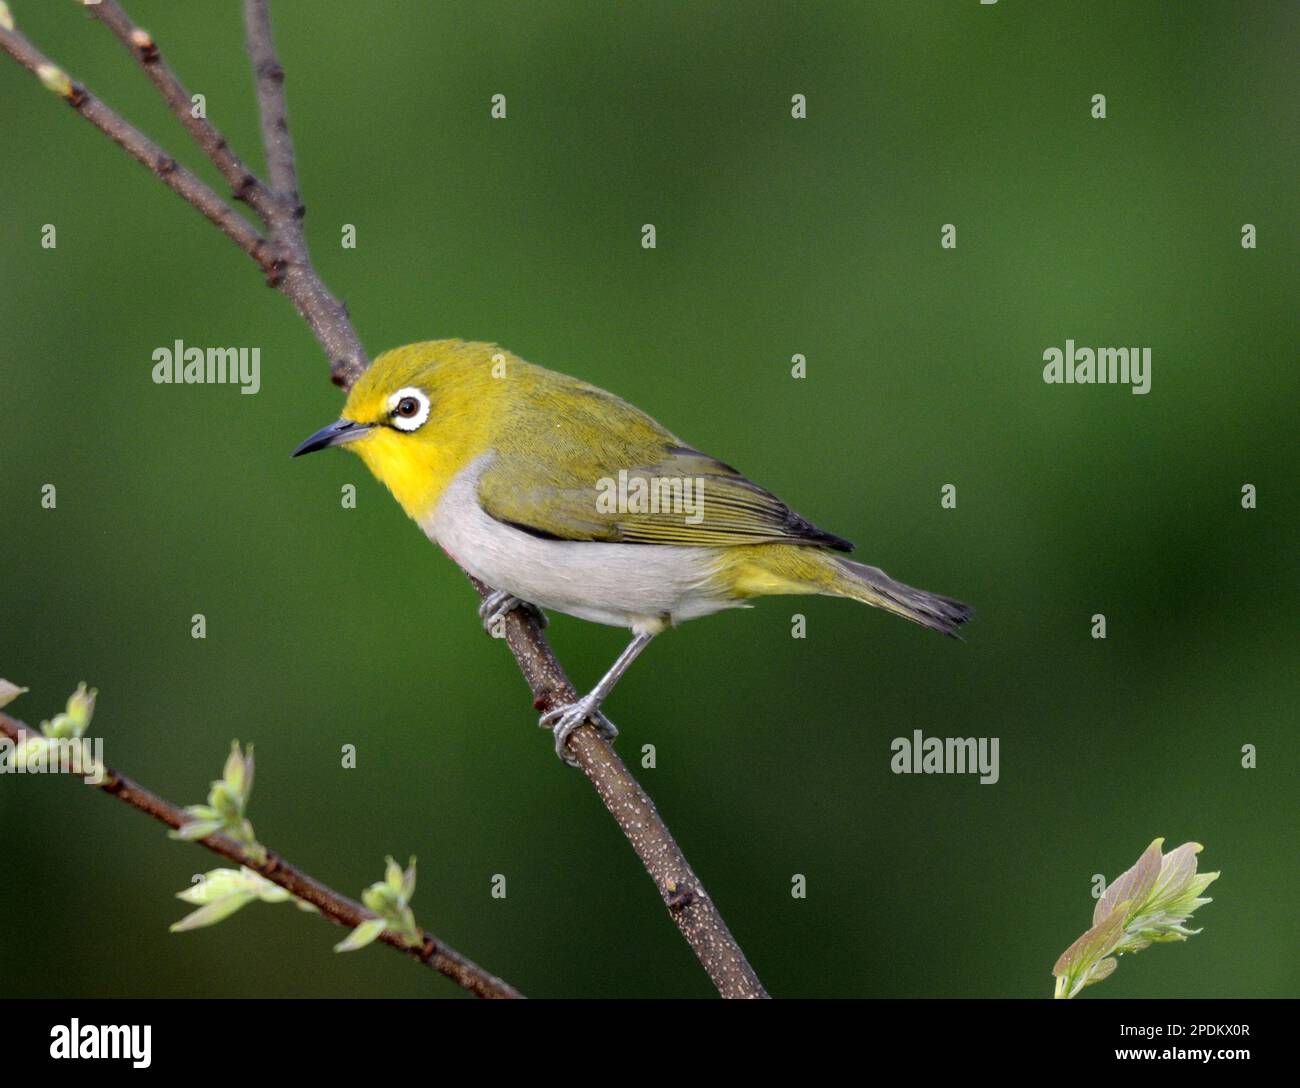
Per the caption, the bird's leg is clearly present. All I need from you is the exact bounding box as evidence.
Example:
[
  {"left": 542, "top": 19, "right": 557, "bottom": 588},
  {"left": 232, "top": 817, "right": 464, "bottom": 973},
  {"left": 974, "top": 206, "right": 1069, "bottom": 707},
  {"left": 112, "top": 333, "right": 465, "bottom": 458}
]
[
  {"left": 478, "top": 589, "right": 548, "bottom": 638},
  {"left": 540, "top": 632, "right": 655, "bottom": 766}
]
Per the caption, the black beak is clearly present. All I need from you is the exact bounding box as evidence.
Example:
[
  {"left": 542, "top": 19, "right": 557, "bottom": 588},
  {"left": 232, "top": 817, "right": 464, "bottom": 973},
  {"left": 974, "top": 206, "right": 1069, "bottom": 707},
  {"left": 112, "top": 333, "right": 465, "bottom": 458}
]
[{"left": 291, "top": 418, "right": 374, "bottom": 457}]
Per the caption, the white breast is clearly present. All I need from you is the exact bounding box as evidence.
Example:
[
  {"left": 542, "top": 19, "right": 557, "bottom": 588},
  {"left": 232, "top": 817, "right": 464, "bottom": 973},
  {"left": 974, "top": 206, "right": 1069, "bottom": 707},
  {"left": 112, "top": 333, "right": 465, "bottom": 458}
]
[{"left": 421, "top": 455, "right": 740, "bottom": 635}]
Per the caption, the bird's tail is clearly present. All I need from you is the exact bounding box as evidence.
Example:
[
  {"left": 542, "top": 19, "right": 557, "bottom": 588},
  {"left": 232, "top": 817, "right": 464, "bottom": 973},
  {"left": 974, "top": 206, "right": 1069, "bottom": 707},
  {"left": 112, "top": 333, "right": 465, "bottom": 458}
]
[
  {"left": 721, "top": 545, "right": 974, "bottom": 638},
  {"left": 825, "top": 556, "right": 973, "bottom": 638}
]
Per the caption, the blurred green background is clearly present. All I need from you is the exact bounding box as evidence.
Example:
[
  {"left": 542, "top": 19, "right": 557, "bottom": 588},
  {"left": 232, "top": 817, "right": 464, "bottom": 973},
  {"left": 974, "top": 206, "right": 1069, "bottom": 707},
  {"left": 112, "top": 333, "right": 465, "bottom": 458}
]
[{"left": 1, "top": 1, "right": 1296, "bottom": 999}]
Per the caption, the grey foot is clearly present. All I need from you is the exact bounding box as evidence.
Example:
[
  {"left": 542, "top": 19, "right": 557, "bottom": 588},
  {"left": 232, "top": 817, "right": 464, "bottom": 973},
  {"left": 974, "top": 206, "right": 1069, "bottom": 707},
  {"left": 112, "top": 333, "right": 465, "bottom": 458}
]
[
  {"left": 478, "top": 590, "right": 547, "bottom": 638},
  {"left": 539, "top": 696, "right": 619, "bottom": 766}
]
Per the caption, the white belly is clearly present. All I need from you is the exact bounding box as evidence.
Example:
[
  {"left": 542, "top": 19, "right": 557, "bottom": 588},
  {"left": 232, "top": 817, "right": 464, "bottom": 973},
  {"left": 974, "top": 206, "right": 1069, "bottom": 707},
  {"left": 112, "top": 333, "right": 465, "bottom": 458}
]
[{"left": 422, "top": 456, "right": 740, "bottom": 635}]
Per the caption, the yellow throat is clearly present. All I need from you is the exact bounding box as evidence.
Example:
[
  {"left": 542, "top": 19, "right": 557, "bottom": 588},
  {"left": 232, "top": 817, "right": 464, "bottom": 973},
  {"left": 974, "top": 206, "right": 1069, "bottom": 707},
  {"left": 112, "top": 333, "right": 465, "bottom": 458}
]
[{"left": 339, "top": 340, "right": 508, "bottom": 519}]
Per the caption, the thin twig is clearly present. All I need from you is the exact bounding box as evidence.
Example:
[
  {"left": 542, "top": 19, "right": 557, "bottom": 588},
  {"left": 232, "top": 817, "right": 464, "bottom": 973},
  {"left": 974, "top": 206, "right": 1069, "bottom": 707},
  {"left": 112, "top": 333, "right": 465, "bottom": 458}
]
[
  {"left": 242, "top": 0, "right": 300, "bottom": 209},
  {"left": 468, "top": 574, "right": 770, "bottom": 999},
  {"left": 0, "top": 21, "right": 273, "bottom": 273},
  {"left": 87, "top": 0, "right": 279, "bottom": 226},
  {"left": 243, "top": 0, "right": 366, "bottom": 389},
  {"left": 2, "top": 0, "right": 769, "bottom": 998},
  {"left": 0, "top": 712, "right": 522, "bottom": 999}
]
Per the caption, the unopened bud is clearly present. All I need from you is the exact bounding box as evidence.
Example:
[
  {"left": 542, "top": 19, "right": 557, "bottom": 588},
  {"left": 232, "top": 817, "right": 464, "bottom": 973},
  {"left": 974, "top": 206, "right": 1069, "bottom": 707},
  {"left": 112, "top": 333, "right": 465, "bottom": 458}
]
[
  {"left": 37, "top": 64, "right": 74, "bottom": 100},
  {"left": 0, "top": 679, "right": 27, "bottom": 709},
  {"left": 210, "top": 781, "right": 242, "bottom": 821},
  {"left": 65, "top": 683, "right": 96, "bottom": 733},
  {"left": 362, "top": 884, "right": 398, "bottom": 915}
]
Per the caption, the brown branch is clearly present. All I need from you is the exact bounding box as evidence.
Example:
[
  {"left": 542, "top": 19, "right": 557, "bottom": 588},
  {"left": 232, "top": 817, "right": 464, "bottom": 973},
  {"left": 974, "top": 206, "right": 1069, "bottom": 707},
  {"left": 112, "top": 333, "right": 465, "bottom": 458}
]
[
  {"left": 0, "top": 20, "right": 273, "bottom": 273},
  {"left": 2, "top": 0, "right": 769, "bottom": 999},
  {"left": 87, "top": 0, "right": 279, "bottom": 226},
  {"left": 0, "top": 712, "right": 522, "bottom": 999},
  {"left": 243, "top": 0, "right": 366, "bottom": 389},
  {"left": 242, "top": 0, "right": 300, "bottom": 210},
  {"left": 0, "top": 5, "right": 365, "bottom": 388},
  {"left": 468, "top": 574, "right": 770, "bottom": 999}
]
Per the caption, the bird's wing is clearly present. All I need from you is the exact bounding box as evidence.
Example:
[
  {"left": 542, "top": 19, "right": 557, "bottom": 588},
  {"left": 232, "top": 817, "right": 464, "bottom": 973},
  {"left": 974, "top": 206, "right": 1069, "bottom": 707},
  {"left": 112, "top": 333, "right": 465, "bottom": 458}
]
[{"left": 477, "top": 377, "right": 853, "bottom": 551}]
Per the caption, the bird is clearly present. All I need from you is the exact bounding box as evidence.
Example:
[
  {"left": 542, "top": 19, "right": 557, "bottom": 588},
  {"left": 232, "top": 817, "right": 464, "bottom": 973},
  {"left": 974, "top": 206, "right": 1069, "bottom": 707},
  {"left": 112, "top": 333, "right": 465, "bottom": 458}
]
[{"left": 293, "top": 340, "right": 972, "bottom": 765}]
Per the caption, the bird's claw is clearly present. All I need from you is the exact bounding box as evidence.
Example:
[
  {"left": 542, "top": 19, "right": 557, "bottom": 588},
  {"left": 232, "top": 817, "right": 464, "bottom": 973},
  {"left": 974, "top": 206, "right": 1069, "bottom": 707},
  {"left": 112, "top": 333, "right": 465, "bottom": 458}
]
[
  {"left": 539, "top": 698, "right": 619, "bottom": 766},
  {"left": 479, "top": 590, "right": 547, "bottom": 638}
]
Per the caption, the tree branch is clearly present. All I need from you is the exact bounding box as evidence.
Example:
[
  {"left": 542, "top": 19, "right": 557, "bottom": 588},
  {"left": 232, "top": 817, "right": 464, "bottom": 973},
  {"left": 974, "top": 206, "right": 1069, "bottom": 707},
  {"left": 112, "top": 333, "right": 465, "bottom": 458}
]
[
  {"left": 242, "top": 0, "right": 300, "bottom": 210},
  {"left": 0, "top": 19, "right": 273, "bottom": 273},
  {"left": 0, "top": 712, "right": 521, "bottom": 999},
  {"left": 243, "top": 0, "right": 366, "bottom": 389},
  {"left": 2, "top": 0, "right": 769, "bottom": 998},
  {"left": 87, "top": 0, "right": 280, "bottom": 227},
  {"left": 473, "top": 577, "right": 770, "bottom": 998}
]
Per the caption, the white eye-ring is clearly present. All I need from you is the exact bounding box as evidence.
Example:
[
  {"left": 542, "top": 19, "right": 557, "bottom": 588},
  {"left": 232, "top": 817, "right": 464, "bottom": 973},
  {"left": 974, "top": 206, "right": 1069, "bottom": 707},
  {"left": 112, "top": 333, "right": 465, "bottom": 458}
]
[{"left": 388, "top": 387, "right": 430, "bottom": 432}]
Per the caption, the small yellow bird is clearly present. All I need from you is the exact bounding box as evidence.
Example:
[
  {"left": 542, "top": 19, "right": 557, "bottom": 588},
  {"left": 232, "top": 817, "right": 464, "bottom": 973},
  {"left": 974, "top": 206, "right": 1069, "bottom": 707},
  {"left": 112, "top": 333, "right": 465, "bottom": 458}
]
[{"left": 294, "top": 340, "right": 971, "bottom": 764}]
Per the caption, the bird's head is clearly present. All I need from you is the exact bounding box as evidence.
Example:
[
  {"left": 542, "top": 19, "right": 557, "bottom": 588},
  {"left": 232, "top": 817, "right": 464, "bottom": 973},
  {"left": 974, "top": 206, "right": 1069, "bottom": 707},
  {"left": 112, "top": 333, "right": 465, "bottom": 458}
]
[{"left": 292, "top": 339, "right": 508, "bottom": 519}]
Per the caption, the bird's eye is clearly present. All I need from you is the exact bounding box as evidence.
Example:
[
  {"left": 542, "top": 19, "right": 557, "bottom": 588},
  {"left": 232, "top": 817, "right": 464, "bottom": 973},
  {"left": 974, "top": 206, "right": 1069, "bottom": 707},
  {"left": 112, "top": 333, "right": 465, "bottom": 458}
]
[{"left": 387, "top": 387, "right": 430, "bottom": 432}]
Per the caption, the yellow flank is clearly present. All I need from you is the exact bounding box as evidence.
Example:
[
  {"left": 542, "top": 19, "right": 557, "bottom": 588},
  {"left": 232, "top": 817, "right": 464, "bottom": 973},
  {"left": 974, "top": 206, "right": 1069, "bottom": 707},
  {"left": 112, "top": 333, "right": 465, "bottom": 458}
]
[
  {"left": 713, "top": 544, "right": 836, "bottom": 599},
  {"left": 713, "top": 542, "right": 971, "bottom": 634}
]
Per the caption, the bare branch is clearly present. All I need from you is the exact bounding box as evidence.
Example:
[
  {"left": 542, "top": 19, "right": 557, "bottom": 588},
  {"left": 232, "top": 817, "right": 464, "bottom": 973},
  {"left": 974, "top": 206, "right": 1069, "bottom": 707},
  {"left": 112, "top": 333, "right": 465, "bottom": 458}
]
[
  {"left": 468, "top": 574, "right": 770, "bottom": 999},
  {"left": 0, "top": 21, "right": 272, "bottom": 273},
  {"left": 242, "top": 0, "right": 366, "bottom": 389},
  {"left": 0, "top": 712, "right": 522, "bottom": 999},
  {"left": 87, "top": 0, "right": 279, "bottom": 226},
  {"left": 242, "top": 0, "right": 300, "bottom": 209},
  {"left": 0, "top": 0, "right": 368, "bottom": 386}
]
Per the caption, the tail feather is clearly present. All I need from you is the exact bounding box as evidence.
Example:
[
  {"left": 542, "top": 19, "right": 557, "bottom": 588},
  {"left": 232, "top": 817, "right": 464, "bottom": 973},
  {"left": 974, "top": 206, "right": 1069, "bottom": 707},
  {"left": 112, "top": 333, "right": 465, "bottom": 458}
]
[
  {"left": 829, "top": 557, "right": 973, "bottom": 638},
  {"left": 721, "top": 545, "right": 973, "bottom": 638}
]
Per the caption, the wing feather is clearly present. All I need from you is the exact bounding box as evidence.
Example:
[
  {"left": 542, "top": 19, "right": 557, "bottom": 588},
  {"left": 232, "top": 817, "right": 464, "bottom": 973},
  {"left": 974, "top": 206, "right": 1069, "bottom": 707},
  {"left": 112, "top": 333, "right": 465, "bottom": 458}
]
[{"left": 477, "top": 374, "right": 852, "bottom": 552}]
